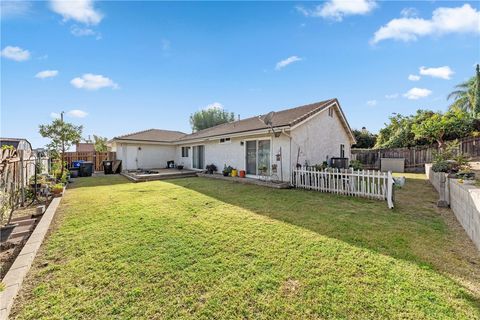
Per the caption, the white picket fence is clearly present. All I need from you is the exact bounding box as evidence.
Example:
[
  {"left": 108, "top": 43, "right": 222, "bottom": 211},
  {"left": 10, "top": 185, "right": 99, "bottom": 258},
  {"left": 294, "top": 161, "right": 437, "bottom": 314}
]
[{"left": 291, "top": 166, "right": 394, "bottom": 208}]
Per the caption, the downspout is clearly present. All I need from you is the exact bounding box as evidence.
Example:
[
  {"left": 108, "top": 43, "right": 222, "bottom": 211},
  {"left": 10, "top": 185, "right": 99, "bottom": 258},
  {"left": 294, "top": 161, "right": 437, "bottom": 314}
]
[{"left": 282, "top": 129, "right": 293, "bottom": 183}]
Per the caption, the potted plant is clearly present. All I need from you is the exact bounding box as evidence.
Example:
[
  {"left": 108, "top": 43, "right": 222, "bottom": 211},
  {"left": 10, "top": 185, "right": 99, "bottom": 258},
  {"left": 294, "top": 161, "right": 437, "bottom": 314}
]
[
  {"left": 239, "top": 170, "right": 246, "bottom": 178},
  {"left": 51, "top": 183, "right": 64, "bottom": 197},
  {"left": 206, "top": 164, "right": 217, "bottom": 174},
  {"left": 222, "top": 165, "right": 232, "bottom": 177},
  {"left": 231, "top": 168, "right": 238, "bottom": 177},
  {"left": 177, "top": 164, "right": 184, "bottom": 170}
]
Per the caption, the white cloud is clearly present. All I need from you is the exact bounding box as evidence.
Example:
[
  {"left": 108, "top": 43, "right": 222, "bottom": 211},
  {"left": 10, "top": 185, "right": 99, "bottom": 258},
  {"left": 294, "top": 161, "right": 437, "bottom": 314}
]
[
  {"left": 296, "top": 0, "right": 377, "bottom": 21},
  {"left": 1, "top": 46, "right": 30, "bottom": 61},
  {"left": 408, "top": 74, "right": 421, "bottom": 81},
  {"left": 70, "top": 25, "right": 101, "bottom": 39},
  {"left": 403, "top": 87, "right": 432, "bottom": 100},
  {"left": 67, "top": 109, "right": 88, "bottom": 118},
  {"left": 366, "top": 100, "right": 377, "bottom": 106},
  {"left": 419, "top": 66, "right": 454, "bottom": 80},
  {"left": 1, "top": 1, "right": 31, "bottom": 18},
  {"left": 385, "top": 93, "right": 399, "bottom": 99},
  {"left": 50, "top": 0, "right": 103, "bottom": 25},
  {"left": 70, "top": 73, "right": 118, "bottom": 90},
  {"left": 50, "top": 112, "right": 60, "bottom": 119},
  {"left": 400, "top": 7, "right": 419, "bottom": 18},
  {"left": 372, "top": 4, "right": 480, "bottom": 44},
  {"left": 35, "top": 70, "right": 59, "bottom": 79},
  {"left": 275, "top": 56, "right": 302, "bottom": 70},
  {"left": 204, "top": 102, "right": 224, "bottom": 110}
]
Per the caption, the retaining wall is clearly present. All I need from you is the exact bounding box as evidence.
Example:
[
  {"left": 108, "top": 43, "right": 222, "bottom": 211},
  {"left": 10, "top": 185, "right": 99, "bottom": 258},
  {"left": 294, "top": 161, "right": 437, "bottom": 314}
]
[{"left": 425, "top": 163, "right": 480, "bottom": 250}]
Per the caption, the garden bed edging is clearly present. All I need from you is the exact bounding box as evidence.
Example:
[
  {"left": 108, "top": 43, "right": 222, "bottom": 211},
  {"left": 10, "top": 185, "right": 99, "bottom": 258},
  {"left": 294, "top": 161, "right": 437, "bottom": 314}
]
[{"left": 0, "top": 192, "right": 64, "bottom": 320}]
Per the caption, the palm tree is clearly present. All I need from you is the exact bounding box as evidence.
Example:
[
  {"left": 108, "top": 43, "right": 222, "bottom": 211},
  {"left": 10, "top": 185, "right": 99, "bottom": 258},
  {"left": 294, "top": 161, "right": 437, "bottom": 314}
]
[{"left": 448, "top": 64, "right": 480, "bottom": 116}]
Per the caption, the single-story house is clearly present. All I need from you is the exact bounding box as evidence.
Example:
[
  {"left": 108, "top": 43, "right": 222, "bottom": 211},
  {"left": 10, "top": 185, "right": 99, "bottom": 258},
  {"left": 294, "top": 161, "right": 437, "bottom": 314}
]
[{"left": 109, "top": 99, "right": 356, "bottom": 182}]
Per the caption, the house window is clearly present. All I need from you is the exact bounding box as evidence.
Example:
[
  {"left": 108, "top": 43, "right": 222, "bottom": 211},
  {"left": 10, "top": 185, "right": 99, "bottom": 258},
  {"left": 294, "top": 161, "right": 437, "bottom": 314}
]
[
  {"left": 340, "top": 144, "right": 345, "bottom": 158},
  {"left": 328, "top": 107, "right": 334, "bottom": 117},
  {"left": 219, "top": 137, "right": 231, "bottom": 144},
  {"left": 181, "top": 147, "right": 189, "bottom": 157}
]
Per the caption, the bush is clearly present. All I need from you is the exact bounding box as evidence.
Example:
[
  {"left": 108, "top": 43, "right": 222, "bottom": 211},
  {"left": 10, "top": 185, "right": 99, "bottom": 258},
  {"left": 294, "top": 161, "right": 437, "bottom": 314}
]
[
  {"left": 432, "top": 160, "right": 451, "bottom": 173},
  {"left": 206, "top": 164, "right": 217, "bottom": 174},
  {"left": 222, "top": 165, "right": 233, "bottom": 175},
  {"left": 431, "top": 140, "right": 471, "bottom": 173},
  {"left": 349, "top": 160, "right": 363, "bottom": 171}
]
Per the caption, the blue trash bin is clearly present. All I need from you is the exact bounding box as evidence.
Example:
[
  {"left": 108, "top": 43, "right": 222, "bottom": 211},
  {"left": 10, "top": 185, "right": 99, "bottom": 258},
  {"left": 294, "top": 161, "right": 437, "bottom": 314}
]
[{"left": 72, "top": 160, "right": 84, "bottom": 168}]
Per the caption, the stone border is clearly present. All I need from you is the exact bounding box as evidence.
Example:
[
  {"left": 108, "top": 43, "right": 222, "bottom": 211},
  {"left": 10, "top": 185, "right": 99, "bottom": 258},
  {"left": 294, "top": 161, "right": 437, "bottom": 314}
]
[{"left": 0, "top": 194, "right": 64, "bottom": 320}]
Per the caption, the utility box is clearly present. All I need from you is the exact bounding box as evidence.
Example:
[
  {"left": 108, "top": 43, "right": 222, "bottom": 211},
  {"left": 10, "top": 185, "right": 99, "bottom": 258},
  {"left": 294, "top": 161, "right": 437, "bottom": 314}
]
[{"left": 381, "top": 158, "right": 405, "bottom": 173}]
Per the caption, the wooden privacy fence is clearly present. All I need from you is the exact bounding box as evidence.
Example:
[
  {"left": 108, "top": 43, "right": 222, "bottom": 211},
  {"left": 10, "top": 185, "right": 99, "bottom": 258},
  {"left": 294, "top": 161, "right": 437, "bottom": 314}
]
[
  {"left": 291, "top": 166, "right": 394, "bottom": 208},
  {"left": 62, "top": 152, "right": 116, "bottom": 171},
  {"left": 352, "top": 136, "right": 480, "bottom": 170}
]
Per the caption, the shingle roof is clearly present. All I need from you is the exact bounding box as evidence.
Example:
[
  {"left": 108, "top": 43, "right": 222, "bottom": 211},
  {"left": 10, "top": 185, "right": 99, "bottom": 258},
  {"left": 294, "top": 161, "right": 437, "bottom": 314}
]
[
  {"left": 111, "top": 99, "right": 353, "bottom": 144},
  {"left": 178, "top": 99, "right": 336, "bottom": 141},
  {"left": 113, "top": 129, "right": 186, "bottom": 142}
]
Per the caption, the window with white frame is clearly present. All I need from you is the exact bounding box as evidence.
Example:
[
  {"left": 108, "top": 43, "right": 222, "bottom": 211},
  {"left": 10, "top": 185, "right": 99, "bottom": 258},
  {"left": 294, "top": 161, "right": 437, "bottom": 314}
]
[
  {"left": 340, "top": 144, "right": 345, "bottom": 158},
  {"left": 181, "top": 147, "right": 189, "bottom": 157},
  {"left": 219, "top": 137, "right": 231, "bottom": 144},
  {"left": 328, "top": 107, "right": 334, "bottom": 117}
]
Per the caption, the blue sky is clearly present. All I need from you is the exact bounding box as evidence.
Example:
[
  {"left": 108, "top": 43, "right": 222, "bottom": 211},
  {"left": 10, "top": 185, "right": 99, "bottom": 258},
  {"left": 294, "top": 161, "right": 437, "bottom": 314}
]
[{"left": 1, "top": 0, "right": 479, "bottom": 148}]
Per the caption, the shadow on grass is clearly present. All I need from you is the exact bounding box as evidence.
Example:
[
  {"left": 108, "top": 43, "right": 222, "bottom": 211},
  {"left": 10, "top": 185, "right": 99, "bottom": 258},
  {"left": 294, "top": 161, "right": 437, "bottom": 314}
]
[
  {"left": 164, "top": 175, "right": 480, "bottom": 303},
  {"left": 68, "top": 175, "right": 132, "bottom": 189},
  {"left": 65, "top": 174, "right": 480, "bottom": 306}
]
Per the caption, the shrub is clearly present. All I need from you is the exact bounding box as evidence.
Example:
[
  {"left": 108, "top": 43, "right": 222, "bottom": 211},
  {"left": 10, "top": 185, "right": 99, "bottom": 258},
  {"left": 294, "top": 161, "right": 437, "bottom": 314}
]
[
  {"left": 349, "top": 160, "right": 363, "bottom": 171},
  {"left": 206, "top": 164, "right": 217, "bottom": 174},
  {"left": 432, "top": 160, "right": 451, "bottom": 173}
]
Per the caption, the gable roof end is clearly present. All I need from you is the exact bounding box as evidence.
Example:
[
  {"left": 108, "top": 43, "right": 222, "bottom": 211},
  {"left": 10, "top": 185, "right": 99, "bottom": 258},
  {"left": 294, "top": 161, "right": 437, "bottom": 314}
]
[{"left": 113, "top": 129, "right": 186, "bottom": 143}]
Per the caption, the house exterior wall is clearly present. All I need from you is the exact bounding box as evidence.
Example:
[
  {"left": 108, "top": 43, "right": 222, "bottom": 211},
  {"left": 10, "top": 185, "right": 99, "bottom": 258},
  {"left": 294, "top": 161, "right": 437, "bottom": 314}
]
[
  {"left": 176, "top": 133, "right": 292, "bottom": 181},
  {"left": 112, "top": 104, "right": 352, "bottom": 180},
  {"left": 115, "top": 142, "right": 176, "bottom": 170},
  {"left": 290, "top": 107, "right": 351, "bottom": 167}
]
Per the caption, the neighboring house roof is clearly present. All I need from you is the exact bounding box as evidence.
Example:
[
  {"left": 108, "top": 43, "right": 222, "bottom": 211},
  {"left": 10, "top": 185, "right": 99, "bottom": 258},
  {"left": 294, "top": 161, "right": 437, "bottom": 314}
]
[
  {"left": 0, "top": 138, "right": 32, "bottom": 150},
  {"left": 76, "top": 143, "right": 95, "bottom": 152},
  {"left": 113, "top": 129, "right": 187, "bottom": 143}
]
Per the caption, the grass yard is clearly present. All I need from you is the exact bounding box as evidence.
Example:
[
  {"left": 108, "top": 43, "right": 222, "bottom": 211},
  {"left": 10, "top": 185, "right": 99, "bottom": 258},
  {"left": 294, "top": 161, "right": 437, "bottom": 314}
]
[{"left": 11, "top": 174, "right": 480, "bottom": 319}]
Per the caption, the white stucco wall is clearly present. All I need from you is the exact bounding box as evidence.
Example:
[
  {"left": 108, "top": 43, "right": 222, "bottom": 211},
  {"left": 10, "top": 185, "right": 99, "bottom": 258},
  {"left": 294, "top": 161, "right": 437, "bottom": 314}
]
[
  {"left": 115, "top": 142, "right": 176, "bottom": 170},
  {"left": 112, "top": 104, "right": 352, "bottom": 179},
  {"left": 290, "top": 107, "right": 351, "bottom": 167},
  {"left": 176, "top": 134, "right": 292, "bottom": 181}
]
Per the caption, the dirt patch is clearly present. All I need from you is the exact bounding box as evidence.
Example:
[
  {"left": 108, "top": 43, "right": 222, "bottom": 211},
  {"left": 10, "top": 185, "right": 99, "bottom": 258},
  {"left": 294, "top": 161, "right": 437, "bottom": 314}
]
[{"left": 280, "top": 279, "right": 301, "bottom": 297}]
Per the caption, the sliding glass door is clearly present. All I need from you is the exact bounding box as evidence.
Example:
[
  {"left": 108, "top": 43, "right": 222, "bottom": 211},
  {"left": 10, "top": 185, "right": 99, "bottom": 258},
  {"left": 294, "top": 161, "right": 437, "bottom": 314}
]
[
  {"left": 192, "top": 145, "right": 204, "bottom": 169},
  {"left": 245, "top": 140, "right": 270, "bottom": 176},
  {"left": 246, "top": 141, "right": 257, "bottom": 175}
]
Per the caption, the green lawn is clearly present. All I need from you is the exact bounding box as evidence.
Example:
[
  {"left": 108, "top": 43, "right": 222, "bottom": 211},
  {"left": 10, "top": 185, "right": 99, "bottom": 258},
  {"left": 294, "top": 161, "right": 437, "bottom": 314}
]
[{"left": 11, "top": 174, "right": 480, "bottom": 319}]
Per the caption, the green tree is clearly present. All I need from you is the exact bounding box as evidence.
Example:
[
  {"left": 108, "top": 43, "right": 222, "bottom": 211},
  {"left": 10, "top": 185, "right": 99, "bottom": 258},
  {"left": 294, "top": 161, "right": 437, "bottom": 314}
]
[
  {"left": 412, "top": 110, "right": 474, "bottom": 148},
  {"left": 39, "top": 118, "right": 83, "bottom": 177},
  {"left": 93, "top": 135, "right": 108, "bottom": 152},
  {"left": 448, "top": 64, "right": 480, "bottom": 115},
  {"left": 374, "top": 110, "right": 434, "bottom": 149},
  {"left": 352, "top": 128, "right": 377, "bottom": 149},
  {"left": 190, "top": 106, "right": 235, "bottom": 132}
]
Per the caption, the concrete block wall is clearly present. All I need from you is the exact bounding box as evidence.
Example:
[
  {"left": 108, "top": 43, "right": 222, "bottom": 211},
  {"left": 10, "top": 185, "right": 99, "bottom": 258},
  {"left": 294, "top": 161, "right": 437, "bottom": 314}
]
[
  {"left": 448, "top": 179, "right": 480, "bottom": 251},
  {"left": 425, "top": 164, "right": 449, "bottom": 205},
  {"left": 425, "top": 163, "right": 480, "bottom": 251}
]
